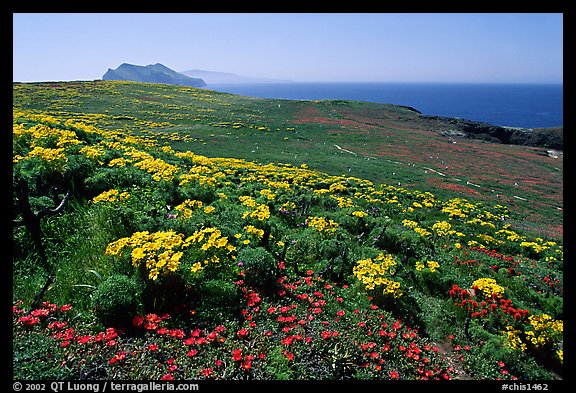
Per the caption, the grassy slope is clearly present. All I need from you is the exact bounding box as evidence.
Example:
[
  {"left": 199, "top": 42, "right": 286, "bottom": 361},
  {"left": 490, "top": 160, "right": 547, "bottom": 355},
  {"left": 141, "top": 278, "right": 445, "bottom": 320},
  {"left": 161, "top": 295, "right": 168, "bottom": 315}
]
[
  {"left": 13, "top": 81, "right": 562, "bottom": 240},
  {"left": 12, "top": 81, "right": 564, "bottom": 380}
]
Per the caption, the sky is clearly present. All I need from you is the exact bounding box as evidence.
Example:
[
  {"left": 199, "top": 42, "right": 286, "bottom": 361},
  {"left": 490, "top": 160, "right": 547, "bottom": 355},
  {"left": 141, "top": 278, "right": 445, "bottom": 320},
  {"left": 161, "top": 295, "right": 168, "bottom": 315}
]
[{"left": 12, "top": 13, "right": 563, "bottom": 84}]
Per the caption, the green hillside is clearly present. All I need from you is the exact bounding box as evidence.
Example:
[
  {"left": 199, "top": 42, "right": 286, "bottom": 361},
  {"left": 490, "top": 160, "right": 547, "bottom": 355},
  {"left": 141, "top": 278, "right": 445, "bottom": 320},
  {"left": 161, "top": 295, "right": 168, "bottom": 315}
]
[{"left": 12, "top": 81, "right": 563, "bottom": 381}]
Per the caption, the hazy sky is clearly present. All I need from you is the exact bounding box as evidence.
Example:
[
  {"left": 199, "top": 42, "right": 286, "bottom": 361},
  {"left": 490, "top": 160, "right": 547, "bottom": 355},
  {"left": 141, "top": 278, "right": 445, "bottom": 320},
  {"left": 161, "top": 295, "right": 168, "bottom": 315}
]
[{"left": 13, "top": 13, "right": 563, "bottom": 84}]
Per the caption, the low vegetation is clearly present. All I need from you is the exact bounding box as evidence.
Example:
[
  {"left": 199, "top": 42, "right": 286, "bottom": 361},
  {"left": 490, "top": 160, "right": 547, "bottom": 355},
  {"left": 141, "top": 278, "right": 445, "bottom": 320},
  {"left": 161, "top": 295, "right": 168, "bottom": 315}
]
[{"left": 13, "top": 81, "right": 563, "bottom": 381}]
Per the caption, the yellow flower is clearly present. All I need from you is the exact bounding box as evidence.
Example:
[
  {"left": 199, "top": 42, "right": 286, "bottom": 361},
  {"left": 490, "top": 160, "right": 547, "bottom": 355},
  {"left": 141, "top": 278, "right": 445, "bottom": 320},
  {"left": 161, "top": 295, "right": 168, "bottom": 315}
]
[
  {"left": 426, "top": 260, "right": 440, "bottom": 272},
  {"left": 307, "top": 216, "right": 339, "bottom": 234},
  {"left": 473, "top": 277, "right": 505, "bottom": 299},
  {"left": 353, "top": 252, "right": 402, "bottom": 298}
]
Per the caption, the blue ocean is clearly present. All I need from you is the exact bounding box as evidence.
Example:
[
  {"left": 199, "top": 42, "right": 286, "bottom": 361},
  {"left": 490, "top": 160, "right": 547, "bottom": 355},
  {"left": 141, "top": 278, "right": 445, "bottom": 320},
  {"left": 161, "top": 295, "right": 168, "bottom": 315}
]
[{"left": 204, "top": 82, "right": 563, "bottom": 129}]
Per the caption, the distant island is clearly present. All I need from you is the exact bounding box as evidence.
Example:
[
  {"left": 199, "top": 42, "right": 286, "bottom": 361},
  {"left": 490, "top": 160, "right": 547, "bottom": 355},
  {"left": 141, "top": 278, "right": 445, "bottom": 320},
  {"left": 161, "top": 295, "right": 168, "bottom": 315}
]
[
  {"left": 102, "top": 63, "right": 206, "bottom": 87},
  {"left": 180, "top": 69, "right": 292, "bottom": 85}
]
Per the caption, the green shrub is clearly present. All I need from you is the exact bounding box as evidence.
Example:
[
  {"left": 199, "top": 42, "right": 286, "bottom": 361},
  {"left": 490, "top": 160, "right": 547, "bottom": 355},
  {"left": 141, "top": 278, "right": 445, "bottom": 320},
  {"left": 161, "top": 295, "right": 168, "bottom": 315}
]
[
  {"left": 91, "top": 274, "right": 142, "bottom": 328},
  {"left": 191, "top": 278, "right": 241, "bottom": 325},
  {"left": 237, "top": 247, "right": 278, "bottom": 294}
]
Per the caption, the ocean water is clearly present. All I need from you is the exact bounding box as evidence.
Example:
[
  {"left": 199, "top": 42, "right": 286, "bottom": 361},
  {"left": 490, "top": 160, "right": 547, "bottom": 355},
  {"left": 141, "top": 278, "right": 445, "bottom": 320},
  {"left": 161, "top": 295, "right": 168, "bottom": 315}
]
[{"left": 204, "top": 82, "right": 563, "bottom": 129}]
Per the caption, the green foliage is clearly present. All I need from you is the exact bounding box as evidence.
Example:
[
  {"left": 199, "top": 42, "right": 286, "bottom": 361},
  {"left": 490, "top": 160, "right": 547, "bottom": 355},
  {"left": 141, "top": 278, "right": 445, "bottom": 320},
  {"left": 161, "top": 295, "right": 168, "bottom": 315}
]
[
  {"left": 190, "top": 278, "right": 241, "bottom": 325},
  {"left": 91, "top": 275, "right": 142, "bottom": 328},
  {"left": 13, "top": 331, "right": 75, "bottom": 380},
  {"left": 237, "top": 247, "right": 279, "bottom": 294},
  {"left": 263, "top": 347, "right": 295, "bottom": 380}
]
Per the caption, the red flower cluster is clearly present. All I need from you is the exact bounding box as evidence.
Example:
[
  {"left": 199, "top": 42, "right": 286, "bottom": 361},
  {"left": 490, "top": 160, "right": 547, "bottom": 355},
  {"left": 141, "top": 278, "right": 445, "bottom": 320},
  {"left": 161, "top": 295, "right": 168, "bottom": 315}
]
[{"left": 449, "top": 284, "right": 529, "bottom": 321}]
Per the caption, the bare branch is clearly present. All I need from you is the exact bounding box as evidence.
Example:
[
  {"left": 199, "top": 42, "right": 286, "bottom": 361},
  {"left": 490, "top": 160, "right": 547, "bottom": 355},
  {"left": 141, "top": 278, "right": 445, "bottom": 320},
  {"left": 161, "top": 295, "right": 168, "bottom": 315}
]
[{"left": 36, "top": 191, "right": 70, "bottom": 220}]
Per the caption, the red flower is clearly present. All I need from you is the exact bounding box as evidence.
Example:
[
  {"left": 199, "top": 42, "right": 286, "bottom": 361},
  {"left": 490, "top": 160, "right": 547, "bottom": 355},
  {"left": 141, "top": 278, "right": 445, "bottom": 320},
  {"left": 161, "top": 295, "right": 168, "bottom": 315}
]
[
  {"left": 237, "top": 328, "right": 249, "bottom": 339},
  {"left": 278, "top": 261, "right": 286, "bottom": 269},
  {"left": 201, "top": 368, "right": 213, "bottom": 377},
  {"left": 232, "top": 348, "right": 243, "bottom": 361},
  {"left": 242, "top": 360, "right": 252, "bottom": 371},
  {"left": 306, "top": 270, "right": 314, "bottom": 275},
  {"left": 389, "top": 370, "right": 399, "bottom": 379},
  {"left": 160, "top": 374, "right": 174, "bottom": 380},
  {"left": 47, "top": 321, "right": 67, "bottom": 330},
  {"left": 282, "top": 350, "right": 294, "bottom": 361},
  {"left": 148, "top": 344, "right": 158, "bottom": 351},
  {"left": 132, "top": 315, "right": 144, "bottom": 327},
  {"left": 170, "top": 329, "right": 185, "bottom": 339},
  {"left": 59, "top": 304, "right": 72, "bottom": 312},
  {"left": 108, "top": 351, "right": 126, "bottom": 364},
  {"left": 282, "top": 336, "right": 294, "bottom": 346},
  {"left": 336, "top": 310, "right": 345, "bottom": 317},
  {"left": 187, "top": 350, "right": 198, "bottom": 357},
  {"left": 77, "top": 335, "right": 91, "bottom": 344},
  {"left": 18, "top": 315, "right": 40, "bottom": 326}
]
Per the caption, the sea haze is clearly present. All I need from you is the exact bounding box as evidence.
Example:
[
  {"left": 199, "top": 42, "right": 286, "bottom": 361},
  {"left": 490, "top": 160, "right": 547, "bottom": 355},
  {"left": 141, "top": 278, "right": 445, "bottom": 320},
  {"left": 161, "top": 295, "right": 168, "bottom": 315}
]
[{"left": 204, "top": 82, "right": 563, "bottom": 129}]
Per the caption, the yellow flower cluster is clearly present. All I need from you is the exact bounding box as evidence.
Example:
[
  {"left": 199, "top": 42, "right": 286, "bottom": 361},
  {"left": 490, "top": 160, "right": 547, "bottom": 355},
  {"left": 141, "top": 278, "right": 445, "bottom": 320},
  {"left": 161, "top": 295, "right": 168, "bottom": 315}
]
[
  {"left": 402, "top": 219, "right": 431, "bottom": 237},
  {"left": 520, "top": 241, "right": 549, "bottom": 254},
  {"left": 14, "top": 146, "right": 69, "bottom": 170},
  {"left": 416, "top": 260, "right": 440, "bottom": 272},
  {"left": 105, "top": 230, "right": 185, "bottom": 280},
  {"left": 505, "top": 314, "right": 563, "bottom": 362},
  {"left": 525, "top": 314, "right": 563, "bottom": 350},
  {"left": 242, "top": 203, "right": 271, "bottom": 221},
  {"left": 504, "top": 326, "right": 527, "bottom": 352},
  {"left": 353, "top": 252, "right": 402, "bottom": 298},
  {"left": 431, "top": 221, "right": 455, "bottom": 237},
  {"left": 175, "top": 199, "right": 203, "bottom": 219},
  {"left": 465, "top": 217, "right": 496, "bottom": 229},
  {"left": 108, "top": 157, "right": 128, "bottom": 167},
  {"left": 244, "top": 225, "right": 265, "bottom": 239},
  {"left": 441, "top": 198, "right": 476, "bottom": 219},
  {"left": 133, "top": 156, "right": 179, "bottom": 182},
  {"left": 331, "top": 195, "right": 354, "bottom": 208},
  {"left": 184, "top": 227, "right": 236, "bottom": 273},
  {"left": 14, "top": 123, "right": 82, "bottom": 150},
  {"left": 80, "top": 145, "right": 106, "bottom": 164},
  {"left": 352, "top": 210, "right": 368, "bottom": 218},
  {"left": 92, "top": 189, "right": 130, "bottom": 204},
  {"left": 174, "top": 151, "right": 213, "bottom": 166},
  {"left": 306, "top": 216, "right": 339, "bottom": 234},
  {"left": 472, "top": 277, "right": 505, "bottom": 299},
  {"left": 239, "top": 195, "right": 257, "bottom": 207},
  {"left": 259, "top": 189, "right": 276, "bottom": 200}
]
